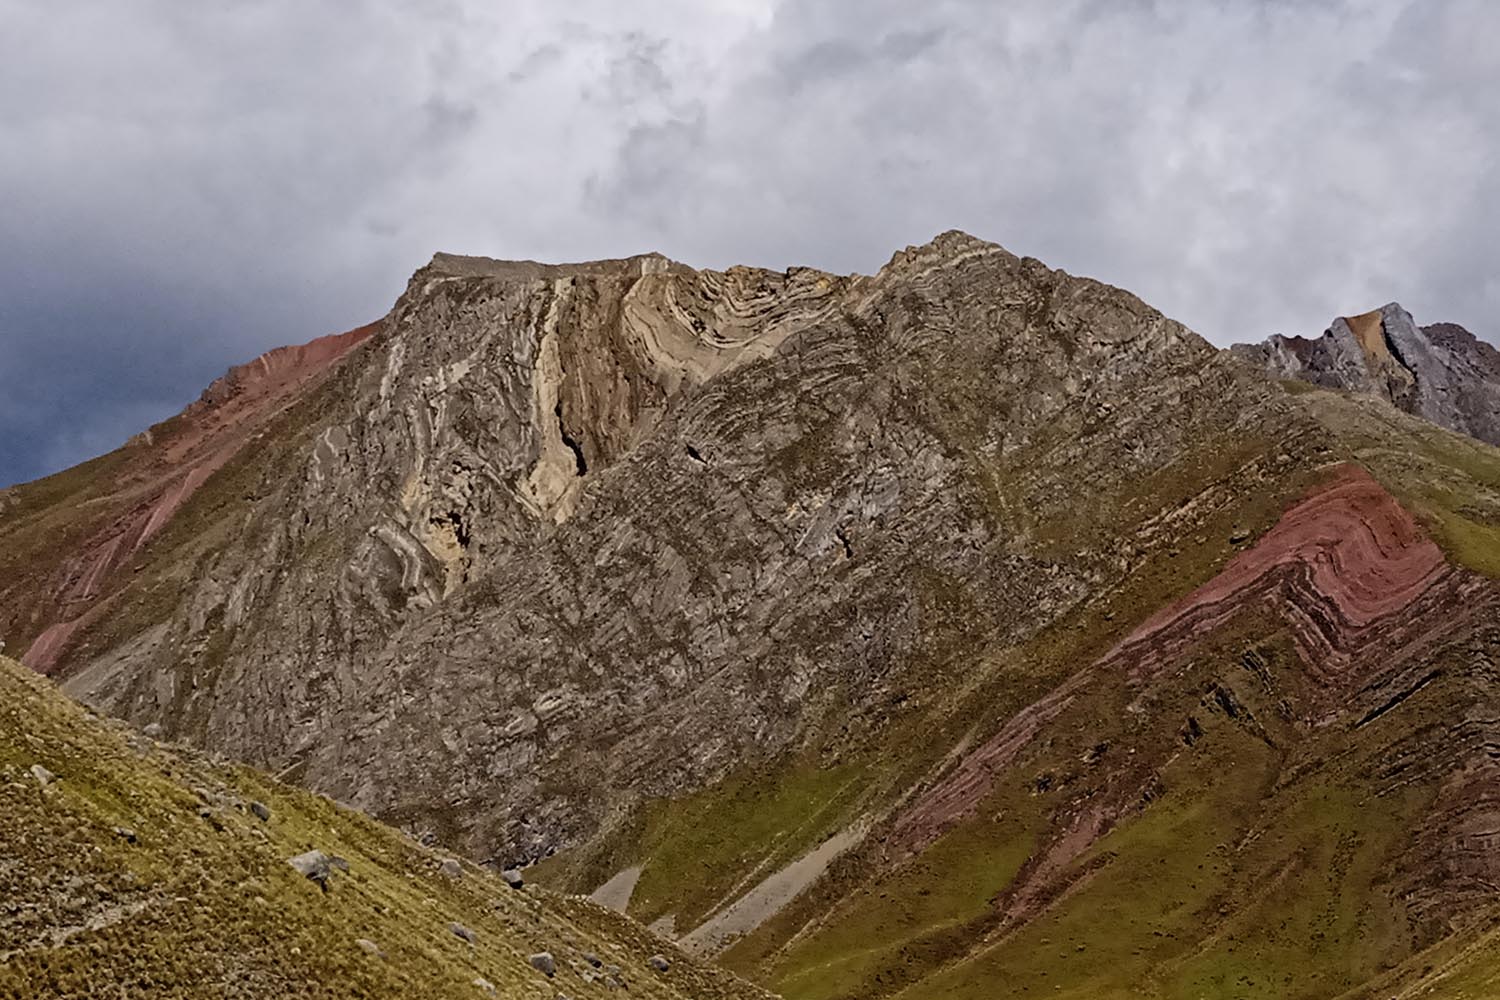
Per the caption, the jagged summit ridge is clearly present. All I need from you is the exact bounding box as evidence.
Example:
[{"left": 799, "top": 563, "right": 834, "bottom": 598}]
[{"left": 1233, "top": 301, "right": 1500, "bottom": 446}]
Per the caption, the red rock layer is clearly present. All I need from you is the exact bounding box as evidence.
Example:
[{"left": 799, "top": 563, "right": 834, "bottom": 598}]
[
  {"left": 890, "top": 465, "right": 1474, "bottom": 856},
  {"left": 21, "top": 323, "right": 377, "bottom": 674}
]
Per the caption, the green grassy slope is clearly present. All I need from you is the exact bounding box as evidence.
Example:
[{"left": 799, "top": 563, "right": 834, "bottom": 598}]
[{"left": 0, "top": 653, "right": 770, "bottom": 1000}]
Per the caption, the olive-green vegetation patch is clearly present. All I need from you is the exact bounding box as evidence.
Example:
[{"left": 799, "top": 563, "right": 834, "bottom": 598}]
[
  {"left": 873, "top": 729, "right": 1422, "bottom": 1000},
  {"left": 530, "top": 758, "right": 869, "bottom": 939},
  {"left": 0, "top": 654, "right": 770, "bottom": 1000},
  {"left": 764, "top": 792, "right": 1039, "bottom": 1000},
  {"left": 627, "top": 761, "right": 868, "bottom": 930}
]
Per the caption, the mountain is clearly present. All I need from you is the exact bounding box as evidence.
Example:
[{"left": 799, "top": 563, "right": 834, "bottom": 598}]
[
  {"left": 4, "top": 232, "right": 1500, "bottom": 998},
  {"left": 0, "top": 651, "right": 770, "bottom": 999},
  {"left": 1232, "top": 303, "right": 1500, "bottom": 447}
]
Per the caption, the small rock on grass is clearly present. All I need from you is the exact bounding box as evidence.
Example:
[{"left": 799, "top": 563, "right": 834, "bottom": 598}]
[
  {"left": 440, "top": 857, "right": 463, "bottom": 879},
  {"left": 112, "top": 827, "right": 137, "bottom": 844},
  {"left": 289, "top": 850, "right": 333, "bottom": 890},
  {"left": 501, "top": 868, "right": 524, "bottom": 890},
  {"left": 472, "top": 978, "right": 496, "bottom": 996},
  {"left": 30, "top": 763, "right": 56, "bottom": 786},
  {"left": 648, "top": 954, "right": 671, "bottom": 972},
  {"left": 355, "top": 938, "right": 382, "bottom": 956},
  {"left": 250, "top": 801, "right": 271, "bottom": 822},
  {"left": 529, "top": 952, "right": 556, "bottom": 977},
  {"left": 450, "top": 922, "right": 477, "bottom": 944}
]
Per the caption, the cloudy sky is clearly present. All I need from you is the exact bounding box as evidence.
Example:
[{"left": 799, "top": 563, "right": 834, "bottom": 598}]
[{"left": 1, "top": 0, "right": 1496, "bottom": 486}]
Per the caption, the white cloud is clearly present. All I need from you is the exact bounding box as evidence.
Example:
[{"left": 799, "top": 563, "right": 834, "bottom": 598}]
[{"left": 0, "top": 0, "right": 1495, "bottom": 483}]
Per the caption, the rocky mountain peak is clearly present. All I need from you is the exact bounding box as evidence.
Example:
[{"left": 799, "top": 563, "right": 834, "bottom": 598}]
[{"left": 1233, "top": 302, "right": 1500, "bottom": 446}]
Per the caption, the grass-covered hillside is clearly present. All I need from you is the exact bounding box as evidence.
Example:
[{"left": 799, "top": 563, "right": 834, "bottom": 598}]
[{"left": 0, "top": 653, "right": 771, "bottom": 1000}]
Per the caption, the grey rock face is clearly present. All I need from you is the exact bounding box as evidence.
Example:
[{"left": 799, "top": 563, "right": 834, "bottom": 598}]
[
  {"left": 1233, "top": 303, "right": 1500, "bottom": 445},
  {"left": 58, "top": 231, "right": 1304, "bottom": 867}
]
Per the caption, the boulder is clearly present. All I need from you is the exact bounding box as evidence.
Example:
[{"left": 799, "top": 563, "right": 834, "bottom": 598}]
[
  {"left": 529, "top": 952, "right": 556, "bottom": 977},
  {"left": 501, "top": 868, "right": 524, "bottom": 890},
  {"left": 250, "top": 801, "right": 271, "bottom": 822},
  {"left": 288, "top": 850, "right": 333, "bottom": 889}
]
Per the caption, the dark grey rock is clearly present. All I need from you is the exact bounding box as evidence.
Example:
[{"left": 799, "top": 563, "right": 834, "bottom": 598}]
[
  {"left": 529, "top": 951, "right": 556, "bottom": 977},
  {"left": 449, "top": 921, "right": 476, "bottom": 944},
  {"left": 648, "top": 954, "right": 670, "bottom": 973},
  {"left": 501, "top": 868, "right": 524, "bottom": 890},
  {"left": 439, "top": 857, "right": 463, "bottom": 879},
  {"left": 249, "top": 801, "right": 271, "bottom": 822}
]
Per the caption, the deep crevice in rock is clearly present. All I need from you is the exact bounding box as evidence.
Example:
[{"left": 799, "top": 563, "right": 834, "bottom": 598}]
[{"left": 554, "top": 401, "right": 588, "bottom": 476}]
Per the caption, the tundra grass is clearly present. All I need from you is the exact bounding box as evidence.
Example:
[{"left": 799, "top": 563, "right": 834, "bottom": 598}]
[{"left": 0, "top": 654, "right": 768, "bottom": 1000}]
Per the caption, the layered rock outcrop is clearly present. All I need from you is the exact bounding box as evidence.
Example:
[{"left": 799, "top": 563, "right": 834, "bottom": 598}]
[
  {"left": 1233, "top": 302, "right": 1500, "bottom": 445},
  {"left": 14, "top": 231, "right": 1309, "bottom": 865}
]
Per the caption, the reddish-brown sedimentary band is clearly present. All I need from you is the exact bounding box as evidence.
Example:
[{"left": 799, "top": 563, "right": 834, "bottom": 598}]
[
  {"left": 22, "top": 323, "right": 377, "bottom": 674},
  {"left": 889, "top": 464, "right": 1464, "bottom": 857}
]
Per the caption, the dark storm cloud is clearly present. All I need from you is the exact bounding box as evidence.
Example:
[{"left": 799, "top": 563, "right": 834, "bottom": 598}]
[{"left": 1, "top": 0, "right": 1495, "bottom": 486}]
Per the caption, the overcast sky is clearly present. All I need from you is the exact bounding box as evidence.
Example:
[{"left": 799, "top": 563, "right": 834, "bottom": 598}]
[{"left": 1, "top": 0, "right": 1496, "bottom": 486}]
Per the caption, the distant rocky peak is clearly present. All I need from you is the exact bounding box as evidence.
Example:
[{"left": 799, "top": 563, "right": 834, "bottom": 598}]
[{"left": 1233, "top": 303, "right": 1500, "bottom": 447}]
